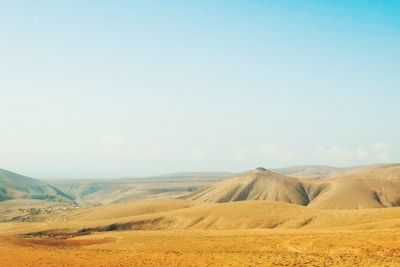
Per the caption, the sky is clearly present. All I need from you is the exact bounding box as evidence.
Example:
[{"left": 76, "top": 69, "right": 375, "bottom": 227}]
[{"left": 0, "top": 1, "right": 399, "bottom": 178}]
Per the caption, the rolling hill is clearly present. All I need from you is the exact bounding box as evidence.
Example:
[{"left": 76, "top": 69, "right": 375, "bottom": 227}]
[
  {"left": 4, "top": 197, "right": 400, "bottom": 267},
  {"left": 327, "top": 163, "right": 400, "bottom": 180},
  {"left": 20, "top": 198, "right": 400, "bottom": 234},
  {"left": 185, "top": 165, "right": 400, "bottom": 209},
  {"left": 0, "top": 169, "right": 74, "bottom": 202},
  {"left": 47, "top": 172, "right": 233, "bottom": 204},
  {"left": 184, "top": 168, "right": 316, "bottom": 204},
  {"left": 273, "top": 165, "right": 343, "bottom": 178},
  {"left": 8, "top": 164, "right": 397, "bottom": 209},
  {"left": 3, "top": 165, "right": 400, "bottom": 267},
  {"left": 184, "top": 168, "right": 331, "bottom": 205}
]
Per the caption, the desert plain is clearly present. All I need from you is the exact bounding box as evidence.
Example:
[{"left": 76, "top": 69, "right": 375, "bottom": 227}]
[{"left": 2, "top": 165, "right": 400, "bottom": 266}]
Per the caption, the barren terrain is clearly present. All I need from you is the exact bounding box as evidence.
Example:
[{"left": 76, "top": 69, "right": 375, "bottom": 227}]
[
  {"left": 2, "top": 228, "right": 400, "bottom": 267},
  {"left": 2, "top": 164, "right": 400, "bottom": 266}
]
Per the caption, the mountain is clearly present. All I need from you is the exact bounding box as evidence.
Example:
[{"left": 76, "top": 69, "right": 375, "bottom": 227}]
[
  {"left": 273, "top": 165, "right": 343, "bottom": 178},
  {"left": 184, "top": 168, "right": 326, "bottom": 205},
  {"left": 327, "top": 163, "right": 400, "bottom": 180},
  {"left": 185, "top": 165, "right": 400, "bottom": 209},
  {"left": 47, "top": 172, "right": 233, "bottom": 204},
  {"left": 0, "top": 168, "right": 74, "bottom": 202},
  {"left": 307, "top": 164, "right": 400, "bottom": 209}
]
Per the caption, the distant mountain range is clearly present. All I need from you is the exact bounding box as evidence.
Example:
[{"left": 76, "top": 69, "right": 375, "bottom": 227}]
[
  {"left": 185, "top": 164, "right": 400, "bottom": 209},
  {"left": 2, "top": 164, "right": 400, "bottom": 209},
  {"left": 46, "top": 172, "right": 234, "bottom": 204},
  {"left": 273, "top": 165, "right": 344, "bottom": 178}
]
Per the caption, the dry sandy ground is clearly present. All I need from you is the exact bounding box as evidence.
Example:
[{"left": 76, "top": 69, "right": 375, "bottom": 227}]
[
  {"left": 1, "top": 229, "right": 400, "bottom": 266},
  {"left": 3, "top": 198, "right": 400, "bottom": 266}
]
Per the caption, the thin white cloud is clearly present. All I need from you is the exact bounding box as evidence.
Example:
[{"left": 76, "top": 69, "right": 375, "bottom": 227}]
[
  {"left": 190, "top": 149, "right": 207, "bottom": 159},
  {"left": 355, "top": 147, "right": 369, "bottom": 159},
  {"left": 370, "top": 143, "right": 394, "bottom": 161},
  {"left": 234, "top": 148, "right": 252, "bottom": 160},
  {"left": 101, "top": 135, "right": 124, "bottom": 149},
  {"left": 260, "top": 144, "right": 297, "bottom": 161},
  {"left": 233, "top": 143, "right": 298, "bottom": 163},
  {"left": 316, "top": 146, "right": 353, "bottom": 162},
  {"left": 143, "top": 146, "right": 163, "bottom": 159},
  {"left": 316, "top": 143, "right": 395, "bottom": 163}
]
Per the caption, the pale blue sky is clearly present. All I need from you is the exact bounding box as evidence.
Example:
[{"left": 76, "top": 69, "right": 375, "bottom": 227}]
[{"left": 0, "top": 1, "right": 399, "bottom": 178}]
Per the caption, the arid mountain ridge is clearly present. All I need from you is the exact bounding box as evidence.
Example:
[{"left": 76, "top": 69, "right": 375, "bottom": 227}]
[
  {"left": 1, "top": 164, "right": 400, "bottom": 209},
  {"left": 186, "top": 165, "right": 400, "bottom": 209}
]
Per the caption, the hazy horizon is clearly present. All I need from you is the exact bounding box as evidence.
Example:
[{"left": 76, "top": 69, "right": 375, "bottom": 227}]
[
  {"left": 1, "top": 1, "right": 399, "bottom": 178},
  {"left": 3, "top": 163, "right": 400, "bottom": 181}
]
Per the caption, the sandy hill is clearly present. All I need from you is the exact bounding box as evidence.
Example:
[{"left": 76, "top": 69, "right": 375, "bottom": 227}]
[
  {"left": 274, "top": 165, "right": 343, "bottom": 178},
  {"left": 308, "top": 164, "right": 400, "bottom": 209},
  {"left": 327, "top": 163, "right": 400, "bottom": 180},
  {"left": 48, "top": 172, "right": 233, "bottom": 204},
  {"left": 184, "top": 168, "right": 330, "bottom": 206},
  {"left": 0, "top": 169, "right": 73, "bottom": 202},
  {"left": 185, "top": 165, "right": 400, "bottom": 209},
  {"left": 19, "top": 198, "right": 400, "bottom": 234}
]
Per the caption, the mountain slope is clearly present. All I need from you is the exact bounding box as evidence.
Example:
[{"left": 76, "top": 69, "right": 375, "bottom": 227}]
[
  {"left": 48, "top": 172, "right": 233, "bottom": 204},
  {"left": 327, "top": 164, "right": 400, "bottom": 180},
  {"left": 185, "top": 165, "right": 400, "bottom": 209},
  {"left": 185, "top": 168, "right": 329, "bottom": 205},
  {"left": 307, "top": 164, "right": 400, "bottom": 209},
  {"left": 0, "top": 169, "right": 74, "bottom": 202},
  {"left": 274, "top": 165, "right": 343, "bottom": 178},
  {"left": 31, "top": 199, "right": 400, "bottom": 232}
]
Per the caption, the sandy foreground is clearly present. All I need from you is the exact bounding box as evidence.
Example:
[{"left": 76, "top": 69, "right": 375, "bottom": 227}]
[
  {"left": 1, "top": 228, "right": 400, "bottom": 267},
  {"left": 2, "top": 198, "right": 400, "bottom": 266}
]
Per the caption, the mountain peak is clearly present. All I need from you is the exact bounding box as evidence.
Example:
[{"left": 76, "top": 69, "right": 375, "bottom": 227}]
[{"left": 252, "top": 167, "right": 276, "bottom": 175}]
